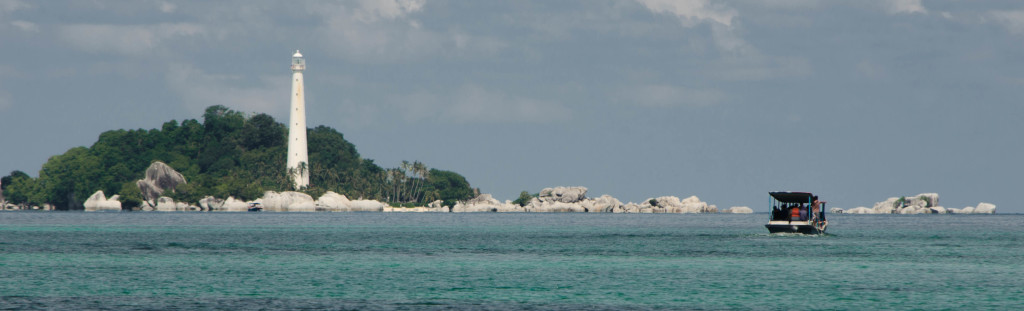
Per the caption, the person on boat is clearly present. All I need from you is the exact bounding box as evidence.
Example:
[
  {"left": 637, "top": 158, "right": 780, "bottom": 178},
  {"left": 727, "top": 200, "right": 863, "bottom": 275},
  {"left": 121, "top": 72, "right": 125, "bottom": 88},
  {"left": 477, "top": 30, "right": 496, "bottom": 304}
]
[
  {"left": 811, "top": 196, "right": 825, "bottom": 215},
  {"left": 811, "top": 196, "right": 827, "bottom": 229},
  {"left": 789, "top": 204, "right": 800, "bottom": 223}
]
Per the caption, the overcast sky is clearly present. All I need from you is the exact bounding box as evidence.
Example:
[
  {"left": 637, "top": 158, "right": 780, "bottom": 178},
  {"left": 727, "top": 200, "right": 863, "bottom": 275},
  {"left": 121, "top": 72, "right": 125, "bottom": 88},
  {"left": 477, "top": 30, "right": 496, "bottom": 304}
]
[{"left": 2, "top": 0, "right": 1022, "bottom": 212}]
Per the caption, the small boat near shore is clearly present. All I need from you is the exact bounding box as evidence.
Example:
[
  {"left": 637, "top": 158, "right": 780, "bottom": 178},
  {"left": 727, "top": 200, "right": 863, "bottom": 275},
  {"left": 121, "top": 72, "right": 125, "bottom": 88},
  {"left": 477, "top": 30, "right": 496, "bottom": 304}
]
[
  {"left": 247, "top": 203, "right": 263, "bottom": 212},
  {"left": 765, "top": 192, "right": 827, "bottom": 234}
]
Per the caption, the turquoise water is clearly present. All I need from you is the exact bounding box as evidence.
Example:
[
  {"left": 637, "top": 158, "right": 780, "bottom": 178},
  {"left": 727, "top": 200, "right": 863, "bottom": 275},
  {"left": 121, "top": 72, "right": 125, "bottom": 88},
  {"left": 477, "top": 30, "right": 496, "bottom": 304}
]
[{"left": 0, "top": 212, "right": 1021, "bottom": 310}]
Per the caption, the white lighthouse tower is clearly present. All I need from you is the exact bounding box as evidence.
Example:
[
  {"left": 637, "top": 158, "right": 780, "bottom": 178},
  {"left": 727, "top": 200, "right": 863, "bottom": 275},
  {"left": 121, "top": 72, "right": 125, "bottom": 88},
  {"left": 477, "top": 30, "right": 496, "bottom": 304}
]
[{"left": 287, "top": 50, "right": 310, "bottom": 188}]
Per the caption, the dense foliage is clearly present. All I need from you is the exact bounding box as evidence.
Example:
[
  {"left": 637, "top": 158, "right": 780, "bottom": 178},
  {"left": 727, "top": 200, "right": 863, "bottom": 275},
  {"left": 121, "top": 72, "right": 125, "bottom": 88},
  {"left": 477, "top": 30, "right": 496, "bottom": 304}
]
[
  {"left": 511, "top": 191, "right": 538, "bottom": 207},
  {"left": 2, "top": 105, "right": 475, "bottom": 210}
]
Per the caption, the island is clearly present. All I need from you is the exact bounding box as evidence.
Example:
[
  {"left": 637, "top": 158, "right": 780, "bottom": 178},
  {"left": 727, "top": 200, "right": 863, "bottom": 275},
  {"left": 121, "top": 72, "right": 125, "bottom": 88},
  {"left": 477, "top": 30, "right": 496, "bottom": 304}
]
[
  {"left": 2, "top": 105, "right": 749, "bottom": 214},
  {"left": 830, "top": 193, "right": 996, "bottom": 214}
]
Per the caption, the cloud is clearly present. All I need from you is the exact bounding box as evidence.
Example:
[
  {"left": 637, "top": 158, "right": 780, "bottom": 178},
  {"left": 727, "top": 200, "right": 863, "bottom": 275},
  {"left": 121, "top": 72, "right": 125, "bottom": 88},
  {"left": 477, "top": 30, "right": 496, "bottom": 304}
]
[
  {"left": 307, "top": 0, "right": 501, "bottom": 62},
  {"left": 375, "top": 84, "right": 570, "bottom": 124},
  {"left": 634, "top": 0, "right": 756, "bottom": 59},
  {"left": 632, "top": 0, "right": 810, "bottom": 81},
  {"left": 58, "top": 23, "right": 205, "bottom": 56},
  {"left": 990, "top": 10, "right": 1024, "bottom": 35},
  {"left": 710, "top": 53, "right": 812, "bottom": 81},
  {"left": 352, "top": 0, "right": 425, "bottom": 22},
  {"left": 165, "top": 64, "right": 287, "bottom": 116},
  {"left": 709, "top": 22, "right": 753, "bottom": 56},
  {"left": 10, "top": 20, "right": 37, "bottom": 32},
  {"left": 158, "top": 1, "right": 176, "bottom": 13},
  {"left": 315, "top": 7, "right": 440, "bottom": 62},
  {"left": 448, "top": 84, "right": 569, "bottom": 123},
  {"left": 633, "top": 0, "right": 737, "bottom": 26},
  {"left": 0, "top": 0, "right": 29, "bottom": 14},
  {"left": 619, "top": 84, "right": 724, "bottom": 107},
  {"left": 882, "top": 0, "right": 926, "bottom": 15}
]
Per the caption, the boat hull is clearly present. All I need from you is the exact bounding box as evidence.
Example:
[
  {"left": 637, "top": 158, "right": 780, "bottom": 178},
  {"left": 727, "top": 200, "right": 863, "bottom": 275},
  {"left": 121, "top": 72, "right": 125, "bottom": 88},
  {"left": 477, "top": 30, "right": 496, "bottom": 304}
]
[{"left": 765, "top": 223, "right": 825, "bottom": 234}]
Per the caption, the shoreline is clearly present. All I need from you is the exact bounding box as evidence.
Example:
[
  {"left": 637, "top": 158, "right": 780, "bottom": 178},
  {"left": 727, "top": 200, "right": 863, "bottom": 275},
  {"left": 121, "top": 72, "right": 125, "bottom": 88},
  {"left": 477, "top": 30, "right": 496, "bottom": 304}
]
[{"left": 2, "top": 189, "right": 998, "bottom": 214}]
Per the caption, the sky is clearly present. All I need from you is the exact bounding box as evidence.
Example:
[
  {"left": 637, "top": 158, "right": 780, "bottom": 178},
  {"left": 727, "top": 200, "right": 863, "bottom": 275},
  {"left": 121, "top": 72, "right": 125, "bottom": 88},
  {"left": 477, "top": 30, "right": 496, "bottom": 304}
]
[{"left": 1, "top": 0, "right": 1022, "bottom": 212}]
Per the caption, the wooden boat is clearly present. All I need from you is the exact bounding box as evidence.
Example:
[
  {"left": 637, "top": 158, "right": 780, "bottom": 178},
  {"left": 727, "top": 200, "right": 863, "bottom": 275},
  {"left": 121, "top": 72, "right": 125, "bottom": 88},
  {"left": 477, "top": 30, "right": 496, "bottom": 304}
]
[{"left": 765, "top": 192, "right": 827, "bottom": 234}]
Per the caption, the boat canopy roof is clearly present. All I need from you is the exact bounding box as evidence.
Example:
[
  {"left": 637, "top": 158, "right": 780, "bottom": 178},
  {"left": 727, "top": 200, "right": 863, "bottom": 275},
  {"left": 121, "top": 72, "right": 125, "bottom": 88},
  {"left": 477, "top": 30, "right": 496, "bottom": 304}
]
[{"left": 769, "top": 191, "right": 815, "bottom": 203}]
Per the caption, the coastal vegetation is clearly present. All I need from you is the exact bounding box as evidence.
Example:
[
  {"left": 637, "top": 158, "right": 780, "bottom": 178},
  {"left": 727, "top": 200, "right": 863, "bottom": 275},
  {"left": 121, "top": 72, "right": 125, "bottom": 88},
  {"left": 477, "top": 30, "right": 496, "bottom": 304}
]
[
  {"left": 1, "top": 105, "right": 475, "bottom": 210},
  {"left": 511, "top": 191, "right": 538, "bottom": 207}
]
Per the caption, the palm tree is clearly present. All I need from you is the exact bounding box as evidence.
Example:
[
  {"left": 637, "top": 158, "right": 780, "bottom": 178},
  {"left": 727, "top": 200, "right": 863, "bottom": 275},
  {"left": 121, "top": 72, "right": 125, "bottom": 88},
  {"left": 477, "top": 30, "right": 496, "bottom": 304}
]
[{"left": 411, "top": 161, "right": 428, "bottom": 203}]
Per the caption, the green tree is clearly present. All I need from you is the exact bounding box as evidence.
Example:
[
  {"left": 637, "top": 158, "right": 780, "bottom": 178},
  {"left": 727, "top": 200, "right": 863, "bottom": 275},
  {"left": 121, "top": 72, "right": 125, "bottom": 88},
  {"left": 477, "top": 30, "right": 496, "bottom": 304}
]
[
  {"left": 426, "top": 169, "right": 474, "bottom": 207},
  {"left": 1, "top": 170, "right": 29, "bottom": 193},
  {"left": 3, "top": 171, "right": 43, "bottom": 207},
  {"left": 36, "top": 147, "right": 106, "bottom": 210},
  {"left": 512, "top": 191, "right": 536, "bottom": 207},
  {"left": 240, "top": 113, "right": 285, "bottom": 150},
  {"left": 119, "top": 181, "right": 143, "bottom": 210}
]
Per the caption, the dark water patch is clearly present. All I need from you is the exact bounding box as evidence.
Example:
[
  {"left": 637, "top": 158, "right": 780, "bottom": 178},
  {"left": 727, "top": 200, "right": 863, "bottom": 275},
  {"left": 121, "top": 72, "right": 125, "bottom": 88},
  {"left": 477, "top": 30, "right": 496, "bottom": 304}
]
[{"left": 132, "top": 243, "right": 160, "bottom": 251}]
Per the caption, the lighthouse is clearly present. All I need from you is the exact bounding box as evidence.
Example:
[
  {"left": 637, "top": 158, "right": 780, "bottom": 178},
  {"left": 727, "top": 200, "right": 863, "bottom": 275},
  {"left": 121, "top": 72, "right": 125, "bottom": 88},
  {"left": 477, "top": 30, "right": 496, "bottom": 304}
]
[{"left": 287, "top": 50, "right": 310, "bottom": 188}]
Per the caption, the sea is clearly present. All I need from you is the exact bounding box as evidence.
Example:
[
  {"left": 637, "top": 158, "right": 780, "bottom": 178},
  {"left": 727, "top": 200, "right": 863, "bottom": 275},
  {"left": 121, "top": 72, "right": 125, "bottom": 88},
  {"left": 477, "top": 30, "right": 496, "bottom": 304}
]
[{"left": 0, "top": 212, "right": 1021, "bottom": 310}]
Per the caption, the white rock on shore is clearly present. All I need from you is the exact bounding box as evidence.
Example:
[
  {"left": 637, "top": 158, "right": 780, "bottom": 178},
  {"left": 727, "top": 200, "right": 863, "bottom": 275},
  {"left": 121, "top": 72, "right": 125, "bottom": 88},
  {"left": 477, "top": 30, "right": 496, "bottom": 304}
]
[
  {"left": 973, "top": 202, "right": 996, "bottom": 214},
  {"left": 950, "top": 203, "right": 996, "bottom": 214},
  {"left": 83, "top": 190, "right": 122, "bottom": 211},
  {"left": 844, "top": 207, "right": 873, "bottom": 214},
  {"left": 318, "top": 192, "right": 387, "bottom": 212},
  {"left": 842, "top": 194, "right": 995, "bottom": 215},
  {"left": 867, "top": 193, "right": 945, "bottom": 214},
  {"left": 638, "top": 195, "right": 716, "bottom": 213},
  {"left": 722, "top": 206, "right": 753, "bottom": 214},
  {"left": 199, "top": 196, "right": 223, "bottom": 211},
  {"left": 449, "top": 187, "right": 717, "bottom": 214},
  {"left": 453, "top": 194, "right": 523, "bottom": 212},
  {"left": 539, "top": 186, "right": 588, "bottom": 203},
  {"left": 220, "top": 197, "right": 251, "bottom": 212},
  {"left": 384, "top": 205, "right": 448, "bottom": 212},
  {"left": 258, "top": 191, "right": 315, "bottom": 212},
  {"left": 583, "top": 195, "right": 622, "bottom": 213},
  {"left": 75, "top": 183, "right": 731, "bottom": 214},
  {"left": 147, "top": 196, "right": 196, "bottom": 211}
]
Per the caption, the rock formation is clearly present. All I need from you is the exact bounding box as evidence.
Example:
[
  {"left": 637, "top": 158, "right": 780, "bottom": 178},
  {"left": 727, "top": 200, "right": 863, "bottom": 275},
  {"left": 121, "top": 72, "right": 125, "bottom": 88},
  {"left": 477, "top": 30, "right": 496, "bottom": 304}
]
[
  {"left": 870, "top": 193, "right": 944, "bottom": 214},
  {"left": 843, "top": 207, "right": 873, "bottom": 214},
  {"left": 453, "top": 194, "right": 523, "bottom": 212},
  {"left": 78, "top": 181, "right": 734, "bottom": 214},
  {"left": 135, "top": 161, "right": 187, "bottom": 207},
  {"left": 346, "top": 199, "right": 388, "bottom": 212},
  {"left": 317, "top": 191, "right": 386, "bottom": 212},
  {"left": 722, "top": 206, "right": 753, "bottom": 214},
  {"left": 633, "top": 195, "right": 716, "bottom": 213},
  {"left": 838, "top": 194, "right": 995, "bottom": 214},
  {"left": 526, "top": 199, "right": 586, "bottom": 212},
  {"left": 949, "top": 202, "right": 996, "bottom": 214},
  {"left": 448, "top": 187, "right": 717, "bottom": 214},
  {"left": 538, "top": 187, "right": 588, "bottom": 203},
  {"left": 581, "top": 195, "right": 623, "bottom": 213},
  {"left": 199, "top": 196, "right": 224, "bottom": 211},
  {"left": 220, "top": 197, "right": 251, "bottom": 212},
  {"left": 258, "top": 191, "right": 315, "bottom": 212},
  {"left": 973, "top": 202, "right": 996, "bottom": 214},
  {"left": 83, "top": 190, "right": 122, "bottom": 211},
  {"left": 196, "top": 191, "right": 388, "bottom": 212}
]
